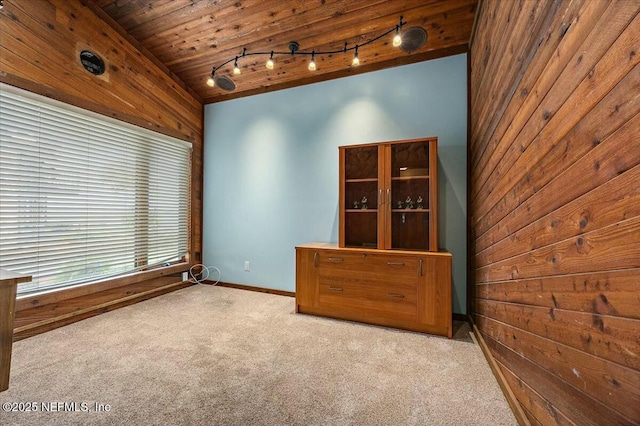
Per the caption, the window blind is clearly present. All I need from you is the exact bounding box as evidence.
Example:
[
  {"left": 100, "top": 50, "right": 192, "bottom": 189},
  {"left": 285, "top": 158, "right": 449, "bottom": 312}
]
[{"left": 0, "top": 84, "right": 191, "bottom": 295}]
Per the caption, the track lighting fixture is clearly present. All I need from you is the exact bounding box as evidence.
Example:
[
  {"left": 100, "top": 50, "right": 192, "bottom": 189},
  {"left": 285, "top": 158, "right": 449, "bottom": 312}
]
[{"left": 206, "top": 16, "right": 422, "bottom": 91}]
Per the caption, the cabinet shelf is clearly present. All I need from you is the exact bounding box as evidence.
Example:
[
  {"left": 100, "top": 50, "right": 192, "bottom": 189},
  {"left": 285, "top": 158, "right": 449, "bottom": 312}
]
[
  {"left": 392, "top": 209, "right": 430, "bottom": 213},
  {"left": 345, "top": 178, "right": 378, "bottom": 183},
  {"left": 391, "top": 176, "right": 429, "bottom": 181},
  {"left": 345, "top": 209, "right": 377, "bottom": 213}
]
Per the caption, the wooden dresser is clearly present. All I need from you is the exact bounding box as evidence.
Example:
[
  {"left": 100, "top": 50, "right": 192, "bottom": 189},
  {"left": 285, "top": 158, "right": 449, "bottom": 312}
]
[{"left": 295, "top": 243, "right": 452, "bottom": 338}]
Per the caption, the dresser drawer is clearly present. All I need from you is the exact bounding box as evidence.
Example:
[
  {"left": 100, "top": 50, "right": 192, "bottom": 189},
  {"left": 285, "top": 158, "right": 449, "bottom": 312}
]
[
  {"left": 361, "top": 252, "right": 420, "bottom": 280},
  {"left": 315, "top": 250, "right": 367, "bottom": 269},
  {"left": 316, "top": 250, "right": 419, "bottom": 281},
  {"left": 316, "top": 270, "right": 418, "bottom": 322}
]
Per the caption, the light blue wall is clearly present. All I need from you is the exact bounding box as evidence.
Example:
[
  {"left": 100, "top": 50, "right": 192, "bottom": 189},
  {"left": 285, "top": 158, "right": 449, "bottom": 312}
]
[{"left": 203, "top": 54, "right": 468, "bottom": 313}]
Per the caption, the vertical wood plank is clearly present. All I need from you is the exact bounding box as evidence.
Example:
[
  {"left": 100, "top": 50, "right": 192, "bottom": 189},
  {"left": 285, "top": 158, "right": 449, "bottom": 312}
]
[{"left": 0, "top": 278, "right": 19, "bottom": 390}]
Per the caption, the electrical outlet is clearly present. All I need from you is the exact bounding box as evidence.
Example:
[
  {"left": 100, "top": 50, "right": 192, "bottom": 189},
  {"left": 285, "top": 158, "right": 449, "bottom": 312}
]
[
  {"left": 182, "top": 272, "right": 188, "bottom": 282},
  {"left": 244, "top": 261, "right": 250, "bottom": 272}
]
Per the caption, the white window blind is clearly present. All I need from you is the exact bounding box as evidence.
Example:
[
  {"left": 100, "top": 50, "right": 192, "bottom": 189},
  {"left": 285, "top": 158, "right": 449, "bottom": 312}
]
[{"left": 0, "top": 84, "right": 191, "bottom": 295}]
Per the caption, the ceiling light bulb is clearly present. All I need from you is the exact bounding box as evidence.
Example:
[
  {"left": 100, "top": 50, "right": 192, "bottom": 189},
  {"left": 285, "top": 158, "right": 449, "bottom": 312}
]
[
  {"left": 352, "top": 47, "right": 359, "bottom": 66},
  {"left": 266, "top": 52, "right": 275, "bottom": 70},
  {"left": 393, "top": 32, "right": 402, "bottom": 47},
  {"left": 206, "top": 77, "right": 215, "bottom": 87},
  {"left": 309, "top": 52, "right": 316, "bottom": 71},
  {"left": 233, "top": 57, "right": 241, "bottom": 75}
]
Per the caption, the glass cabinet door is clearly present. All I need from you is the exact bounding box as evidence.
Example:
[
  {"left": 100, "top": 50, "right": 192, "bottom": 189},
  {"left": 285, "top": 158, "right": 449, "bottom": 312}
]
[
  {"left": 339, "top": 138, "right": 438, "bottom": 251},
  {"left": 389, "top": 140, "right": 433, "bottom": 250},
  {"left": 341, "top": 145, "right": 380, "bottom": 248}
]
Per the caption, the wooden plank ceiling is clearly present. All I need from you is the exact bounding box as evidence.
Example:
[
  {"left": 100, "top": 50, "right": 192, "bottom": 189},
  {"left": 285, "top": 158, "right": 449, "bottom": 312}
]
[{"left": 94, "top": 0, "right": 477, "bottom": 104}]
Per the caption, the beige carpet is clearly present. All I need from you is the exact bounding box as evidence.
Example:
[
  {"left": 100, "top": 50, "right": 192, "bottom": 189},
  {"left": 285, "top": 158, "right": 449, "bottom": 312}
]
[{"left": 1, "top": 285, "right": 516, "bottom": 425}]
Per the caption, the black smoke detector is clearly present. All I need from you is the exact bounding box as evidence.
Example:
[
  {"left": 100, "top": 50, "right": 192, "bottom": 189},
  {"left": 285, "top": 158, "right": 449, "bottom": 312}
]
[{"left": 80, "top": 50, "right": 105, "bottom": 75}]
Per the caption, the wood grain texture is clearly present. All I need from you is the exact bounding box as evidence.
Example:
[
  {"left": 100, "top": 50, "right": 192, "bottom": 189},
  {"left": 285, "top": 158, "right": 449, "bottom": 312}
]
[
  {"left": 472, "top": 7, "right": 640, "bottom": 235},
  {"left": 14, "top": 278, "right": 192, "bottom": 341},
  {"left": 498, "top": 360, "right": 576, "bottom": 426},
  {"left": 0, "top": 271, "right": 31, "bottom": 391},
  {"left": 476, "top": 268, "right": 640, "bottom": 320},
  {"left": 470, "top": 0, "right": 580, "bottom": 158},
  {"left": 470, "top": 0, "right": 595, "bottom": 162},
  {"left": 471, "top": 322, "right": 531, "bottom": 426},
  {"left": 474, "top": 109, "right": 640, "bottom": 255},
  {"left": 477, "top": 314, "right": 640, "bottom": 421},
  {"left": 15, "top": 263, "right": 189, "bottom": 312},
  {"left": 470, "top": 0, "right": 640, "bottom": 424},
  {"left": 0, "top": 0, "right": 203, "bottom": 336},
  {"left": 484, "top": 333, "right": 632, "bottom": 425},
  {"left": 476, "top": 215, "right": 640, "bottom": 283},
  {"left": 471, "top": 0, "right": 637, "bottom": 207},
  {"left": 477, "top": 299, "right": 640, "bottom": 371},
  {"left": 93, "top": 0, "right": 477, "bottom": 103},
  {"left": 213, "top": 282, "right": 295, "bottom": 298},
  {"left": 296, "top": 244, "right": 452, "bottom": 338},
  {"left": 470, "top": 0, "right": 560, "bottom": 153}
]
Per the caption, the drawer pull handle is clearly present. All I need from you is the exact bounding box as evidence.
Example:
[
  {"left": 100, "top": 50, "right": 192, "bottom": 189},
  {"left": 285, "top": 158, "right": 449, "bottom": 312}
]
[
  {"left": 329, "top": 286, "right": 343, "bottom": 291},
  {"left": 387, "top": 293, "right": 405, "bottom": 299},
  {"left": 387, "top": 261, "right": 405, "bottom": 266},
  {"left": 329, "top": 257, "right": 344, "bottom": 262},
  {"left": 314, "top": 252, "right": 318, "bottom": 267},
  {"left": 419, "top": 258, "right": 423, "bottom": 276}
]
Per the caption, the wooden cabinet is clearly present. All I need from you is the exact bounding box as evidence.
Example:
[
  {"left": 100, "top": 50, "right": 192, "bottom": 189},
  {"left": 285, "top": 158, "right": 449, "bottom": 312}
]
[
  {"left": 296, "top": 137, "right": 450, "bottom": 338},
  {"left": 296, "top": 243, "right": 452, "bottom": 338},
  {"left": 339, "top": 137, "right": 438, "bottom": 251}
]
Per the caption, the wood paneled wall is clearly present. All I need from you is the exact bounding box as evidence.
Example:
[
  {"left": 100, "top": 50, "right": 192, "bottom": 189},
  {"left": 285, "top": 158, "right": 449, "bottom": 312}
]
[
  {"left": 469, "top": 0, "right": 640, "bottom": 424},
  {"left": 0, "top": 0, "right": 203, "bottom": 271}
]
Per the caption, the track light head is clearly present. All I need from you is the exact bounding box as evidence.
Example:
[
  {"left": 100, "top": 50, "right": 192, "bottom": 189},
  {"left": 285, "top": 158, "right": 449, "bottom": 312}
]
[
  {"left": 309, "top": 52, "right": 316, "bottom": 71},
  {"left": 266, "top": 51, "right": 275, "bottom": 69},
  {"left": 206, "top": 68, "right": 216, "bottom": 87},
  {"left": 393, "top": 16, "right": 405, "bottom": 47},
  {"left": 393, "top": 27, "right": 402, "bottom": 47}
]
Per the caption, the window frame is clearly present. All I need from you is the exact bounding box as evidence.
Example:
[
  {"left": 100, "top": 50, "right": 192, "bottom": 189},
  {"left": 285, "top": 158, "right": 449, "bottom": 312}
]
[{"left": 0, "top": 83, "right": 192, "bottom": 297}]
